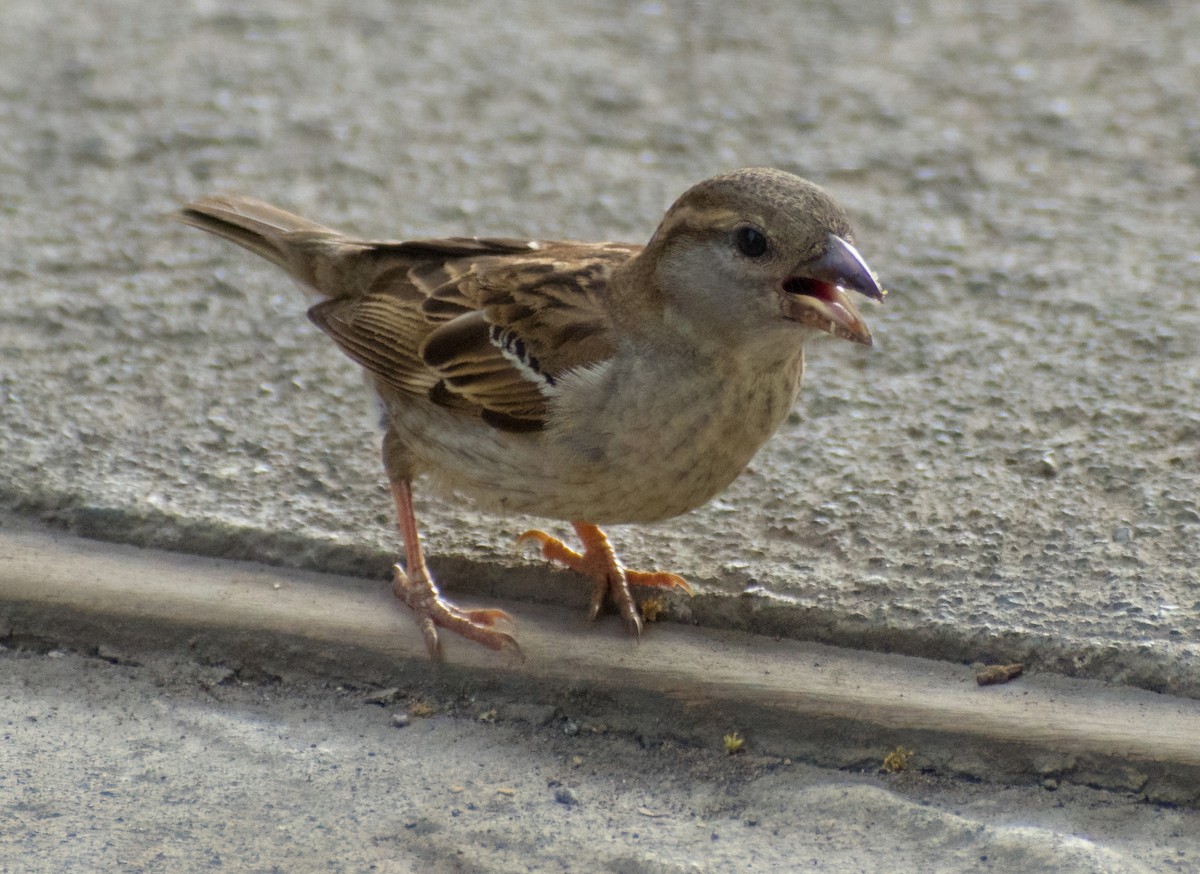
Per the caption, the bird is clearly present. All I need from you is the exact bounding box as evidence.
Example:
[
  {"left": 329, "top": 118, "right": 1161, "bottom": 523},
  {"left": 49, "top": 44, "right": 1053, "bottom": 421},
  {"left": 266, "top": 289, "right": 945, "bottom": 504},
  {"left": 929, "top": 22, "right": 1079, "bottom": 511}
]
[{"left": 177, "top": 167, "right": 884, "bottom": 660}]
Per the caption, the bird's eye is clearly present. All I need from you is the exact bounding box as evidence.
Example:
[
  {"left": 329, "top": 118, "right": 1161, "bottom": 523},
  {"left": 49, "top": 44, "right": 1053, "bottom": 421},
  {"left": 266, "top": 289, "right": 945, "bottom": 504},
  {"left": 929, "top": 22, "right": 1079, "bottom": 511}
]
[{"left": 735, "top": 226, "right": 768, "bottom": 258}]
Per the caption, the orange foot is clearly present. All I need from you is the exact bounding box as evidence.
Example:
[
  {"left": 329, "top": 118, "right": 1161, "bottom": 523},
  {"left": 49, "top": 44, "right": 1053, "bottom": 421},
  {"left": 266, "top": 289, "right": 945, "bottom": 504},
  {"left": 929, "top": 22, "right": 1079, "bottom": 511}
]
[
  {"left": 388, "top": 478, "right": 520, "bottom": 660},
  {"left": 392, "top": 563, "right": 521, "bottom": 660},
  {"left": 518, "top": 521, "right": 692, "bottom": 635}
]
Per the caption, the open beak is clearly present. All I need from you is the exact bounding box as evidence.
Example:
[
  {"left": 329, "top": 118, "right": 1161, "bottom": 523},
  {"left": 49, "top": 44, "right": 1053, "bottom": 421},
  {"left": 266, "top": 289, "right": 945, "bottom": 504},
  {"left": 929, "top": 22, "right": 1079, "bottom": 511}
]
[{"left": 779, "top": 233, "right": 884, "bottom": 346}]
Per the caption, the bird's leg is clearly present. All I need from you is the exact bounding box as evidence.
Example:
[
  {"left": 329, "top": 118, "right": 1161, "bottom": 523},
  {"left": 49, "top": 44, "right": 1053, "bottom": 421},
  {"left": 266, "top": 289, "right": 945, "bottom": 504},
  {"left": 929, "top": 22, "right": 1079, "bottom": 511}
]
[
  {"left": 518, "top": 521, "right": 692, "bottom": 636},
  {"left": 389, "top": 479, "right": 519, "bottom": 659}
]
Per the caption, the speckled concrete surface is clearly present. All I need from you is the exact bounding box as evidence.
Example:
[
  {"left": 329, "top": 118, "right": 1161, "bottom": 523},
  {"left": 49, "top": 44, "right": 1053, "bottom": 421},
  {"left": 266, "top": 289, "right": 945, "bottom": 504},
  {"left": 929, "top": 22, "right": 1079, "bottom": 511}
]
[
  {"left": 1, "top": 0, "right": 1198, "bottom": 693},
  {"left": 7, "top": 648, "right": 1197, "bottom": 874}
]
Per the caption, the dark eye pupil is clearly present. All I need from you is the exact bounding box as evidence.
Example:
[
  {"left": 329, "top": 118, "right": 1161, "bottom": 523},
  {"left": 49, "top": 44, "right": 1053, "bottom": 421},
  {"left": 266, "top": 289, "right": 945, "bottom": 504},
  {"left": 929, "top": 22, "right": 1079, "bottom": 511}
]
[{"left": 736, "top": 226, "right": 767, "bottom": 257}]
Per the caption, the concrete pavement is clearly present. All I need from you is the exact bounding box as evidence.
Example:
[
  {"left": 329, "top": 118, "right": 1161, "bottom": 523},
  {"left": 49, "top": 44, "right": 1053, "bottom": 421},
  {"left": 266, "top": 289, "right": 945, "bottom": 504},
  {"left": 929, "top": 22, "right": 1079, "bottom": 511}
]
[
  {"left": 2, "top": 515, "right": 1199, "bottom": 872},
  {"left": 1, "top": 0, "right": 1199, "bottom": 869}
]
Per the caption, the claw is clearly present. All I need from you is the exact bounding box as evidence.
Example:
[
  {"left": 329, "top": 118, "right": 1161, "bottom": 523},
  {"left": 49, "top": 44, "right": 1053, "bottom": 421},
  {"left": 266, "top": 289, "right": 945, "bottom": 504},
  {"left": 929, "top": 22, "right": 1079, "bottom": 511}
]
[
  {"left": 392, "top": 564, "right": 522, "bottom": 660},
  {"left": 390, "top": 478, "right": 522, "bottom": 660},
  {"left": 517, "top": 522, "right": 691, "bottom": 636}
]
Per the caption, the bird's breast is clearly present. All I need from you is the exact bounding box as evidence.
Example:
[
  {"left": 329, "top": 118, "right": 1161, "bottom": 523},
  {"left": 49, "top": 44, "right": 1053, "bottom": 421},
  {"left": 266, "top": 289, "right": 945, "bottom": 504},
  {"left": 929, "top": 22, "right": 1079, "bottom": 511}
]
[{"left": 534, "top": 351, "right": 806, "bottom": 523}]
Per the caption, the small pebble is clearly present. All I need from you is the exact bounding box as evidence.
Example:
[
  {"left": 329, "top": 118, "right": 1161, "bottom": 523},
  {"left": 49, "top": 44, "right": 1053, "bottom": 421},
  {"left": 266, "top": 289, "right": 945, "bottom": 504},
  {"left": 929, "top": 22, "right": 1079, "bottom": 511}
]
[
  {"left": 391, "top": 711, "right": 411, "bottom": 728},
  {"left": 554, "top": 787, "right": 580, "bottom": 806},
  {"left": 976, "top": 663, "right": 1024, "bottom": 686},
  {"left": 364, "top": 687, "right": 402, "bottom": 706},
  {"left": 1113, "top": 526, "right": 1132, "bottom": 543}
]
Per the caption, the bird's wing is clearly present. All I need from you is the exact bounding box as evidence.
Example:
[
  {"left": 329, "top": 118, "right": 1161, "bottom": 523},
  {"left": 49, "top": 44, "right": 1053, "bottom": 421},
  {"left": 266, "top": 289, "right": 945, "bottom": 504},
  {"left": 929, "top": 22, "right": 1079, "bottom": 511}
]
[{"left": 308, "top": 239, "right": 638, "bottom": 431}]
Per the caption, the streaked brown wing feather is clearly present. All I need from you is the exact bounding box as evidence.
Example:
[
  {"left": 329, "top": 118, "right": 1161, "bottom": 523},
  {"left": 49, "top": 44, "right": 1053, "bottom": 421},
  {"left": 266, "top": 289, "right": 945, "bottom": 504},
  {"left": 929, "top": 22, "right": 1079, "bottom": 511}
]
[
  {"left": 307, "top": 295, "right": 437, "bottom": 397},
  {"left": 421, "top": 243, "right": 638, "bottom": 428},
  {"left": 307, "top": 239, "right": 638, "bottom": 432},
  {"left": 421, "top": 310, "right": 548, "bottom": 424},
  {"left": 477, "top": 247, "right": 632, "bottom": 377}
]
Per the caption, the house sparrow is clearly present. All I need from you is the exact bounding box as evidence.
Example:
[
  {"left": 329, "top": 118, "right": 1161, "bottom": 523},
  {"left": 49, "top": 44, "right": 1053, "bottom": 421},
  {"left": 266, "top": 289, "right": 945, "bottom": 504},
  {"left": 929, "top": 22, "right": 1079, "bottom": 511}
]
[{"left": 177, "top": 167, "right": 884, "bottom": 659}]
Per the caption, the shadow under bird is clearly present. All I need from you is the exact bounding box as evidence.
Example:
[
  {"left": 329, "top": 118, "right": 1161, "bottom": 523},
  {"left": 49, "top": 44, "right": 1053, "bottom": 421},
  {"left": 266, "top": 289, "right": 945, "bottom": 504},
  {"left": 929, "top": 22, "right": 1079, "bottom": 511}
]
[{"left": 177, "top": 167, "right": 885, "bottom": 660}]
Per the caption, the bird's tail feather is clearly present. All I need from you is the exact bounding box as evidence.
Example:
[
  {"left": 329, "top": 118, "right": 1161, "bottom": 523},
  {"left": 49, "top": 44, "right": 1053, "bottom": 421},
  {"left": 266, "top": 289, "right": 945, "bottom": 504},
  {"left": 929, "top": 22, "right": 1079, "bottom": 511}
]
[{"left": 176, "top": 195, "right": 341, "bottom": 292}]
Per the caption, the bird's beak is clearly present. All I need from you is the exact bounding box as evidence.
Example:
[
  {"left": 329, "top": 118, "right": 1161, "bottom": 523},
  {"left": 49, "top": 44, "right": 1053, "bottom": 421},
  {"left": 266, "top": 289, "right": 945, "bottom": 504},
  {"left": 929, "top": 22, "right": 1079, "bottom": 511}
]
[{"left": 779, "top": 233, "right": 884, "bottom": 346}]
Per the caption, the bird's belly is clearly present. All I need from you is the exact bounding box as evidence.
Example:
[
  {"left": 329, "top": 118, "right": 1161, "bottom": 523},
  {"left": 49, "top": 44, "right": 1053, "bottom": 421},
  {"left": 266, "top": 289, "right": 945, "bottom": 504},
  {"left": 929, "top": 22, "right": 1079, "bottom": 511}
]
[
  {"left": 422, "top": 419, "right": 759, "bottom": 524},
  {"left": 393, "top": 366, "right": 800, "bottom": 525}
]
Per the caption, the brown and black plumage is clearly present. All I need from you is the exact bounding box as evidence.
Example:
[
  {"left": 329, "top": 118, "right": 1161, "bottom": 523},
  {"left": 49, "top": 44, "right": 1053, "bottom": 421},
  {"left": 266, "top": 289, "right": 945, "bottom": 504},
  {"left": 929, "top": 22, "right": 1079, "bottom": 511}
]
[{"left": 177, "top": 168, "right": 884, "bottom": 659}]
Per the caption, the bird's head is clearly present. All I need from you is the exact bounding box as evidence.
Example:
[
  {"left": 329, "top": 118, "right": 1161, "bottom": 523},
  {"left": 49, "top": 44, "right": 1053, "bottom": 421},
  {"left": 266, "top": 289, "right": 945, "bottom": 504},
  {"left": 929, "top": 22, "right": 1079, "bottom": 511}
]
[{"left": 639, "top": 167, "right": 884, "bottom": 350}]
